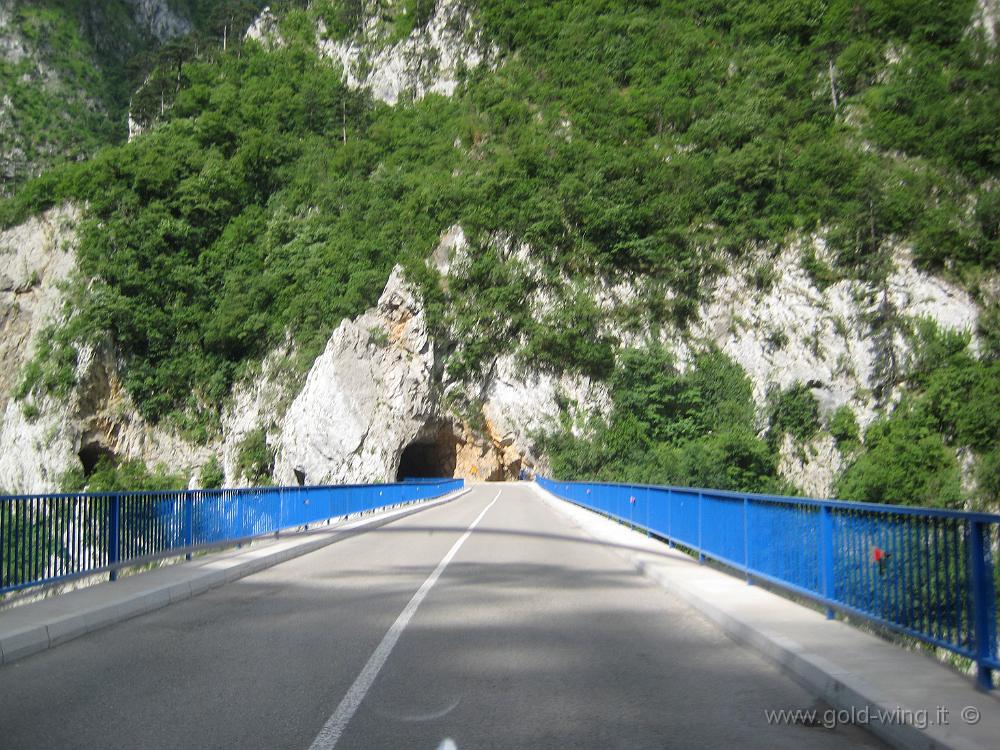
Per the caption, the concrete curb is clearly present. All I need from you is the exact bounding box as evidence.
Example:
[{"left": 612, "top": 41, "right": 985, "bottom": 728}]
[
  {"left": 533, "top": 484, "right": 998, "bottom": 750},
  {"left": 0, "top": 488, "right": 469, "bottom": 667}
]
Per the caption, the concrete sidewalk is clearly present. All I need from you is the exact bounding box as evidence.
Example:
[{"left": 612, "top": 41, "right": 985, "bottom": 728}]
[
  {"left": 534, "top": 484, "right": 1000, "bottom": 750},
  {"left": 0, "top": 488, "right": 467, "bottom": 666}
]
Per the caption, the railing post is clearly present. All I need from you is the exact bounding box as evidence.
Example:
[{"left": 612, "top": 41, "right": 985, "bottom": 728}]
[
  {"left": 108, "top": 494, "right": 120, "bottom": 582},
  {"left": 276, "top": 486, "right": 283, "bottom": 539},
  {"left": 697, "top": 491, "right": 705, "bottom": 564},
  {"left": 744, "top": 496, "right": 752, "bottom": 585},
  {"left": 184, "top": 492, "right": 194, "bottom": 561},
  {"left": 969, "top": 521, "right": 996, "bottom": 690},
  {"left": 667, "top": 489, "right": 674, "bottom": 548},
  {"left": 821, "top": 505, "right": 835, "bottom": 620}
]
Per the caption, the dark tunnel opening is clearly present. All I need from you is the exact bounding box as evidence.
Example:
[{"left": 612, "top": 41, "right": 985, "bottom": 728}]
[
  {"left": 78, "top": 442, "right": 117, "bottom": 477},
  {"left": 396, "top": 433, "right": 458, "bottom": 481}
]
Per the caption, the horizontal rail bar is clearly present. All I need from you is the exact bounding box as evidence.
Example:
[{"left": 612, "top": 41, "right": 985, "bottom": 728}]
[{"left": 534, "top": 478, "right": 1000, "bottom": 523}]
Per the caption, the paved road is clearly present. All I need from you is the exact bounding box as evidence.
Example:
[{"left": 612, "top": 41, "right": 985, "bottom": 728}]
[{"left": 0, "top": 483, "right": 882, "bottom": 749}]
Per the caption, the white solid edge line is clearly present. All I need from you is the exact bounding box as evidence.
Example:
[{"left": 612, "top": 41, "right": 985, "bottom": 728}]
[{"left": 307, "top": 488, "right": 502, "bottom": 750}]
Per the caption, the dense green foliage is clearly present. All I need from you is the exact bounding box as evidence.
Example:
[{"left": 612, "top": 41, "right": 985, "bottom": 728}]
[
  {"left": 235, "top": 429, "right": 275, "bottom": 485},
  {"left": 836, "top": 411, "right": 964, "bottom": 507},
  {"left": 541, "top": 347, "right": 788, "bottom": 494},
  {"left": 0, "top": 0, "right": 268, "bottom": 193},
  {"left": 1, "top": 2, "right": 125, "bottom": 187},
  {"left": 837, "top": 321, "right": 999, "bottom": 508},
  {"left": 61, "top": 456, "right": 186, "bottom": 493},
  {"left": 11, "top": 34, "right": 466, "bottom": 434},
  {"left": 767, "top": 384, "right": 821, "bottom": 445},
  {"left": 199, "top": 456, "right": 225, "bottom": 489},
  {"left": 2, "top": 1, "right": 998, "bottom": 502},
  {"left": 828, "top": 405, "right": 860, "bottom": 447}
]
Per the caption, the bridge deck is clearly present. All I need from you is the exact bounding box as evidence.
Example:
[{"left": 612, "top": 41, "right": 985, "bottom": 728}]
[{"left": 1, "top": 483, "right": 885, "bottom": 748}]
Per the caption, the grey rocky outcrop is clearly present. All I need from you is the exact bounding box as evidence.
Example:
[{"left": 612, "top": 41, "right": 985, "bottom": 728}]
[
  {"left": 0, "top": 207, "right": 211, "bottom": 492},
  {"left": 317, "top": 0, "right": 493, "bottom": 105},
  {"left": 275, "top": 266, "right": 436, "bottom": 485},
  {"left": 126, "top": 0, "right": 193, "bottom": 43}
]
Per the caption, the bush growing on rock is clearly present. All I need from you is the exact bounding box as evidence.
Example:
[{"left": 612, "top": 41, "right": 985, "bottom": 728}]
[
  {"left": 200, "top": 457, "right": 225, "bottom": 489},
  {"left": 828, "top": 405, "right": 860, "bottom": 448}
]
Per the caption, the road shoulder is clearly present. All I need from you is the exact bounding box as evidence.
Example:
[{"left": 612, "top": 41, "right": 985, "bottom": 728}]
[{"left": 534, "top": 483, "right": 1000, "bottom": 750}]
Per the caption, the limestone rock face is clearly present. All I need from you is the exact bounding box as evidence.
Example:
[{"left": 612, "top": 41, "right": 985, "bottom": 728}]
[
  {"left": 481, "top": 354, "right": 611, "bottom": 476},
  {"left": 275, "top": 266, "right": 436, "bottom": 485},
  {"left": 318, "top": 0, "right": 492, "bottom": 105},
  {"left": 0, "top": 7, "right": 29, "bottom": 65},
  {"left": 971, "top": 0, "right": 999, "bottom": 43},
  {"left": 0, "top": 207, "right": 210, "bottom": 493},
  {"left": 0, "top": 205, "right": 103, "bottom": 492},
  {"left": 220, "top": 342, "right": 295, "bottom": 486},
  {"left": 777, "top": 433, "right": 845, "bottom": 499},
  {"left": 685, "top": 239, "right": 979, "bottom": 431},
  {"left": 245, "top": 7, "right": 283, "bottom": 48},
  {"left": 126, "top": 0, "right": 192, "bottom": 42},
  {"left": 0, "top": 205, "right": 78, "bottom": 408}
]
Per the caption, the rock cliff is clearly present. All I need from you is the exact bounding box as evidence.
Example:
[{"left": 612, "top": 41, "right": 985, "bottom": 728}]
[{"left": 317, "top": 0, "right": 492, "bottom": 105}]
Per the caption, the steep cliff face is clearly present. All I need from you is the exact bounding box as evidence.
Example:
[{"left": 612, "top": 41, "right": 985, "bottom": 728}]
[
  {"left": 275, "top": 265, "right": 437, "bottom": 484},
  {"left": 273, "top": 265, "right": 534, "bottom": 485},
  {"left": 317, "top": 0, "right": 493, "bottom": 105},
  {"left": 686, "top": 240, "right": 980, "bottom": 426},
  {"left": 0, "top": 205, "right": 208, "bottom": 491},
  {"left": 0, "top": 205, "right": 79, "bottom": 490},
  {"left": 0, "top": 205, "right": 309, "bottom": 492},
  {"left": 126, "top": 0, "right": 192, "bottom": 42}
]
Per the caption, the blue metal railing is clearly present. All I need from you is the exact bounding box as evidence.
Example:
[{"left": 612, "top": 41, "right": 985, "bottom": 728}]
[
  {"left": 1, "top": 479, "right": 463, "bottom": 595},
  {"left": 537, "top": 477, "right": 1000, "bottom": 690}
]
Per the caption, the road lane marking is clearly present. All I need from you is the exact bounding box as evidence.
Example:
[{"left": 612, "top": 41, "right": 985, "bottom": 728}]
[{"left": 307, "top": 489, "right": 502, "bottom": 750}]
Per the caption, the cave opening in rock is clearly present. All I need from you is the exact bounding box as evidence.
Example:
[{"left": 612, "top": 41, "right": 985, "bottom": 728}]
[
  {"left": 78, "top": 442, "right": 116, "bottom": 477},
  {"left": 396, "top": 426, "right": 458, "bottom": 481}
]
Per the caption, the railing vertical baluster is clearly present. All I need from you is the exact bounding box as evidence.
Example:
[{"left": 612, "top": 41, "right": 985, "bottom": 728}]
[
  {"left": 32, "top": 497, "right": 40, "bottom": 585},
  {"left": 942, "top": 517, "right": 955, "bottom": 647},
  {"left": 932, "top": 518, "right": 943, "bottom": 642},
  {"left": 697, "top": 491, "right": 704, "bottom": 564},
  {"left": 277, "top": 486, "right": 283, "bottom": 538},
  {"left": 969, "top": 521, "right": 996, "bottom": 691},
  {"left": 645, "top": 486, "right": 650, "bottom": 537},
  {"left": 108, "top": 494, "right": 120, "bottom": 582},
  {"left": 0, "top": 498, "right": 6, "bottom": 589},
  {"left": 743, "top": 496, "right": 751, "bottom": 584},
  {"left": 960, "top": 521, "right": 973, "bottom": 651},
  {"left": 667, "top": 489, "right": 674, "bottom": 548},
  {"left": 17, "top": 498, "right": 22, "bottom": 585},
  {"left": 821, "top": 505, "right": 835, "bottom": 620},
  {"left": 922, "top": 516, "right": 933, "bottom": 639},
  {"left": 184, "top": 492, "right": 194, "bottom": 561}
]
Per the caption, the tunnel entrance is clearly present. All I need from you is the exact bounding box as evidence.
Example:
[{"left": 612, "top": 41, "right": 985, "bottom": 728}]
[
  {"left": 396, "top": 424, "right": 459, "bottom": 480},
  {"left": 78, "top": 441, "right": 117, "bottom": 477}
]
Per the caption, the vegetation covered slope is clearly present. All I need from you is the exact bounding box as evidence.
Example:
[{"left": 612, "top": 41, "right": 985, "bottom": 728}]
[
  {"left": 2, "top": 0, "right": 998, "bottom": 506},
  {"left": 0, "top": 0, "right": 264, "bottom": 194}
]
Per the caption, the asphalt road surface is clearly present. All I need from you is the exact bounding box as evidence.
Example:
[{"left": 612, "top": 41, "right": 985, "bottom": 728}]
[{"left": 0, "top": 483, "right": 883, "bottom": 749}]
